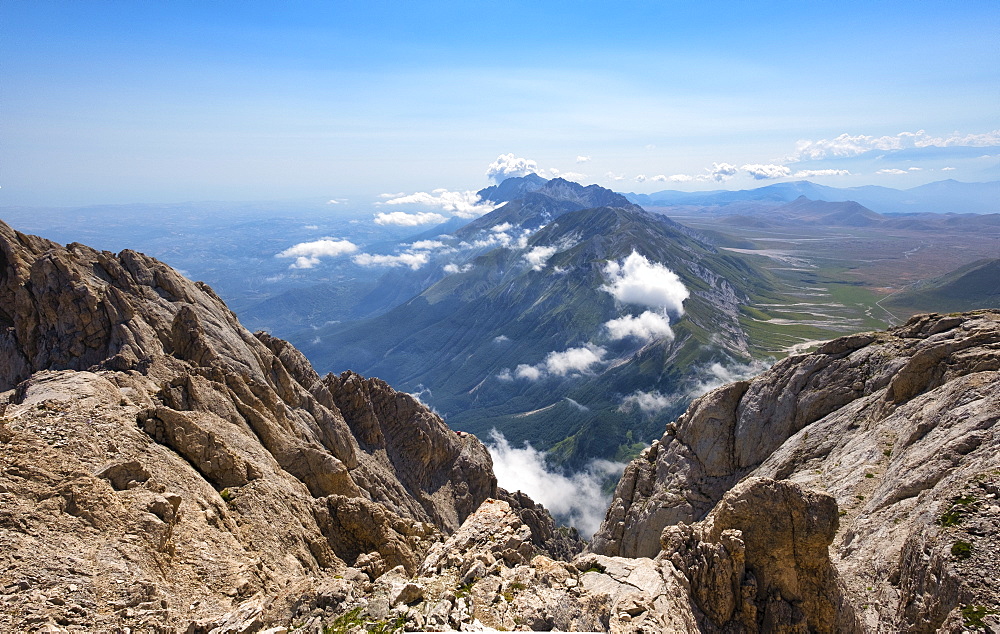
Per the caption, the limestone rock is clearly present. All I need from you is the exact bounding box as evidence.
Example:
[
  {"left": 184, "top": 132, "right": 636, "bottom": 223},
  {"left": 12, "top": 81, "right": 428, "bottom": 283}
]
[
  {"left": 594, "top": 309, "right": 1000, "bottom": 631},
  {"left": 0, "top": 220, "right": 497, "bottom": 632}
]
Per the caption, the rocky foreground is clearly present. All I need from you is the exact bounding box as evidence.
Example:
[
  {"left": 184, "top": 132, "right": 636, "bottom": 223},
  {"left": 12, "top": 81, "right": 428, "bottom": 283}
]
[{"left": 1, "top": 218, "right": 998, "bottom": 632}]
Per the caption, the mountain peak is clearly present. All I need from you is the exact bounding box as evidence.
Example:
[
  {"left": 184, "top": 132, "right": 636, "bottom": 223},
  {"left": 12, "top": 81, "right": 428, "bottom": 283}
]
[{"left": 476, "top": 173, "right": 548, "bottom": 204}]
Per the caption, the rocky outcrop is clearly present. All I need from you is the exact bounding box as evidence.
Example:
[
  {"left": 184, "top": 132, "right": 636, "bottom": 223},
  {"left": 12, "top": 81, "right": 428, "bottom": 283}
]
[
  {"left": 594, "top": 309, "right": 1000, "bottom": 631},
  {"left": 4, "top": 217, "right": 998, "bottom": 632},
  {"left": 224, "top": 479, "right": 854, "bottom": 633},
  {"left": 0, "top": 219, "right": 496, "bottom": 631}
]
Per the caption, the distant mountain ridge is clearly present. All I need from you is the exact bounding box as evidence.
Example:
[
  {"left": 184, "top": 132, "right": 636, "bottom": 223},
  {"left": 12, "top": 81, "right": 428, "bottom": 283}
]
[{"left": 626, "top": 178, "right": 999, "bottom": 215}]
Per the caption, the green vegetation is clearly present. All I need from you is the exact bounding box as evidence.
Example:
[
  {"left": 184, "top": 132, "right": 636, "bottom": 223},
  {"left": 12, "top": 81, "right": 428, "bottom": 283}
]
[
  {"left": 321, "top": 606, "right": 405, "bottom": 634},
  {"left": 219, "top": 488, "right": 233, "bottom": 503},
  {"left": 951, "top": 540, "right": 973, "bottom": 560},
  {"left": 961, "top": 605, "right": 996, "bottom": 628},
  {"left": 456, "top": 581, "right": 474, "bottom": 598}
]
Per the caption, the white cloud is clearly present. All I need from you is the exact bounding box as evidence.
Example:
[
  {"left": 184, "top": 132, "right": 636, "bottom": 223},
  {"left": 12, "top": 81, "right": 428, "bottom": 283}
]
[
  {"left": 876, "top": 168, "right": 908, "bottom": 175},
  {"left": 605, "top": 172, "right": 626, "bottom": 181},
  {"left": 492, "top": 222, "right": 513, "bottom": 233},
  {"left": 326, "top": 199, "right": 345, "bottom": 205},
  {"left": 604, "top": 310, "right": 674, "bottom": 341},
  {"left": 544, "top": 345, "right": 606, "bottom": 376},
  {"left": 669, "top": 174, "right": 694, "bottom": 183},
  {"left": 708, "top": 162, "right": 738, "bottom": 182},
  {"left": 303, "top": 224, "right": 319, "bottom": 230},
  {"left": 487, "top": 153, "right": 540, "bottom": 183},
  {"left": 793, "top": 129, "right": 1000, "bottom": 160},
  {"left": 408, "top": 239, "right": 448, "bottom": 250},
  {"left": 941, "top": 166, "right": 956, "bottom": 171},
  {"left": 352, "top": 252, "right": 430, "bottom": 270},
  {"left": 634, "top": 174, "right": 647, "bottom": 183},
  {"left": 379, "top": 189, "right": 496, "bottom": 218},
  {"left": 549, "top": 168, "right": 587, "bottom": 182},
  {"left": 506, "top": 344, "right": 608, "bottom": 381},
  {"left": 620, "top": 390, "right": 672, "bottom": 414},
  {"left": 576, "top": 155, "right": 592, "bottom": 163},
  {"left": 524, "top": 245, "right": 558, "bottom": 271},
  {"left": 793, "top": 169, "right": 851, "bottom": 177},
  {"left": 602, "top": 251, "right": 688, "bottom": 315},
  {"left": 493, "top": 335, "right": 510, "bottom": 343},
  {"left": 908, "top": 167, "right": 922, "bottom": 171},
  {"left": 276, "top": 238, "right": 359, "bottom": 269},
  {"left": 486, "top": 430, "right": 624, "bottom": 538},
  {"left": 373, "top": 211, "right": 448, "bottom": 226},
  {"left": 443, "top": 262, "right": 473, "bottom": 274},
  {"left": 649, "top": 174, "right": 669, "bottom": 182},
  {"left": 515, "top": 364, "right": 543, "bottom": 381},
  {"left": 742, "top": 163, "right": 792, "bottom": 180},
  {"left": 378, "top": 192, "right": 405, "bottom": 199}
]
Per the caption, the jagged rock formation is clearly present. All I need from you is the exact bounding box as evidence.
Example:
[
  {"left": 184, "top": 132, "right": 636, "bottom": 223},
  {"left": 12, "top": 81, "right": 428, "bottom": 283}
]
[
  {"left": 0, "top": 219, "right": 497, "bottom": 631},
  {"left": 593, "top": 309, "right": 1000, "bottom": 631}
]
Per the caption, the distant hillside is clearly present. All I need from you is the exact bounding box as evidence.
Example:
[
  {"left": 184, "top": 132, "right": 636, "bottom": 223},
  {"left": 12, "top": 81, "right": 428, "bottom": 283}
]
[{"left": 881, "top": 258, "right": 1000, "bottom": 318}]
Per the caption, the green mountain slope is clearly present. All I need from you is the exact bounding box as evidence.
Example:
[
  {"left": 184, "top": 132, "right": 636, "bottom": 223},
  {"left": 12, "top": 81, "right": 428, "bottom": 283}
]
[
  {"left": 881, "top": 258, "right": 1000, "bottom": 318},
  {"left": 294, "top": 191, "right": 777, "bottom": 467}
]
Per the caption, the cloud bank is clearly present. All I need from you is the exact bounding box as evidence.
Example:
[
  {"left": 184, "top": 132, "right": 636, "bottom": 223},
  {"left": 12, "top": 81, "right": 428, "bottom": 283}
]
[
  {"left": 276, "top": 238, "right": 359, "bottom": 269},
  {"left": 486, "top": 430, "right": 624, "bottom": 537}
]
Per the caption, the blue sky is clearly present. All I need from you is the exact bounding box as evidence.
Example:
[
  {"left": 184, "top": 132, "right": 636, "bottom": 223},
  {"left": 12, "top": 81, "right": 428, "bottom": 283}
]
[{"left": 2, "top": 0, "right": 998, "bottom": 207}]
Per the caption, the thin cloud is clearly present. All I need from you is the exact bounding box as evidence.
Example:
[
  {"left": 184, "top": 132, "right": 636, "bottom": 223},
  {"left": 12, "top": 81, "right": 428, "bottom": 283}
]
[
  {"left": 793, "top": 129, "right": 1000, "bottom": 160},
  {"left": 793, "top": 169, "right": 851, "bottom": 177},
  {"left": 620, "top": 390, "right": 672, "bottom": 414},
  {"left": 352, "top": 251, "right": 430, "bottom": 270},
  {"left": 373, "top": 211, "right": 448, "bottom": 226},
  {"left": 443, "top": 262, "right": 473, "bottom": 274},
  {"left": 276, "top": 238, "right": 358, "bottom": 269},
  {"left": 876, "top": 168, "right": 908, "bottom": 175},
  {"left": 524, "top": 245, "right": 558, "bottom": 271},
  {"left": 576, "top": 155, "right": 592, "bottom": 163}
]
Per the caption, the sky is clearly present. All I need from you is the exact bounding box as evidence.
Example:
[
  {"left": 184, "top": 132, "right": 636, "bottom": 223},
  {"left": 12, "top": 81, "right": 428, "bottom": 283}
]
[{"left": 2, "top": 0, "right": 998, "bottom": 208}]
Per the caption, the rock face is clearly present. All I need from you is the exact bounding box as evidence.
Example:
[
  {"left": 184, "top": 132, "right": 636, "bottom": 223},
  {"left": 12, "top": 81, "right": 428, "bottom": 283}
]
[
  {"left": 593, "top": 309, "right": 1000, "bottom": 631},
  {"left": 0, "top": 219, "right": 496, "bottom": 631}
]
